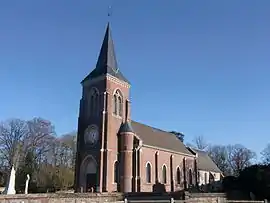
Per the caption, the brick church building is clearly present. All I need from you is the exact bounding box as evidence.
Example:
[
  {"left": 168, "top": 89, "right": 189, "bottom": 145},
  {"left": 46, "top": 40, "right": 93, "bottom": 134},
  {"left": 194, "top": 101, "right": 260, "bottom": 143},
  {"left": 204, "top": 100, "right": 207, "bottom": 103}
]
[{"left": 74, "top": 23, "right": 199, "bottom": 193}]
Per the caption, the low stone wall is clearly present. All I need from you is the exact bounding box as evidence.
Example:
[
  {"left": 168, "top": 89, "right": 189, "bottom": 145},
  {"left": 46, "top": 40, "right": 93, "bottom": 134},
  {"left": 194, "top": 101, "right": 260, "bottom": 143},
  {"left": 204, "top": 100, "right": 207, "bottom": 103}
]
[
  {"left": 185, "top": 192, "right": 227, "bottom": 203},
  {"left": 0, "top": 192, "right": 124, "bottom": 203},
  {"left": 0, "top": 191, "right": 256, "bottom": 203}
]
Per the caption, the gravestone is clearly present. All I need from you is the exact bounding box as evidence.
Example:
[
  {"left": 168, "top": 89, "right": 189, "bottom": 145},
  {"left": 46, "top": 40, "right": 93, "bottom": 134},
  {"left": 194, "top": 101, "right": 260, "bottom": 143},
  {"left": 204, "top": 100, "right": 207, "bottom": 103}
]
[
  {"left": 2, "top": 165, "right": 16, "bottom": 194},
  {"left": 25, "top": 174, "right": 30, "bottom": 194}
]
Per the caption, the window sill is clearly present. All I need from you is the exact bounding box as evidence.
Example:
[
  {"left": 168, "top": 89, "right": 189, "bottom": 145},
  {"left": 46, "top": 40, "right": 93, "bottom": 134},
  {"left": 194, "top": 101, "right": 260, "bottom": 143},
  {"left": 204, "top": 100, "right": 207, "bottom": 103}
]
[{"left": 112, "top": 114, "right": 123, "bottom": 120}]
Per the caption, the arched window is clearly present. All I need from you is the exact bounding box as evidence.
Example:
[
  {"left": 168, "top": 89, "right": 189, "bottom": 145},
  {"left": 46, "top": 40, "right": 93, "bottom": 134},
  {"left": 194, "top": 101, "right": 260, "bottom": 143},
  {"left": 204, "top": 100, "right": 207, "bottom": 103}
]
[
  {"left": 90, "top": 88, "right": 99, "bottom": 116},
  {"left": 162, "top": 165, "right": 167, "bottom": 184},
  {"left": 118, "top": 96, "right": 122, "bottom": 117},
  {"left": 113, "top": 90, "right": 123, "bottom": 117},
  {"left": 176, "top": 167, "right": 181, "bottom": 184},
  {"left": 155, "top": 152, "right": 158, "bottom": 182},
  {"left": 189, "top": 169, "right": 193, "bottom": 185},
  {"left": 146, "top": 162, "right": 151, "bottom": 183},
  {"left": 114, "top": 161, "right": 119, "bottom": 183},
  {"left": 209, "top": 173, "right": 215, "bottom": 183},
  {"left": 113, "top": 94, "right": 118, "bottom": 115}
]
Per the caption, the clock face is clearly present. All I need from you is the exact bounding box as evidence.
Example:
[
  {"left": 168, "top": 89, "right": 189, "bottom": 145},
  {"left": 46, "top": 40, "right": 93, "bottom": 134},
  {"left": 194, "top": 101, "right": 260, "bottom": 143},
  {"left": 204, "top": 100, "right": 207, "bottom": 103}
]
[{"left": 84, "top": 125, "right": 99, "bottom": 145}]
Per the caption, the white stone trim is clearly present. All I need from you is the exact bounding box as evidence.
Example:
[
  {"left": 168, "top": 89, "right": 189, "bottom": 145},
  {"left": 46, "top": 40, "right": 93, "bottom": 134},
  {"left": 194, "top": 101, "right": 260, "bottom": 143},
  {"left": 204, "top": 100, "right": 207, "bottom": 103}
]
[
  {"left": 106, "top": 75, "right": 130, "bottom": 88},
  {"left": 145, "top": 161, "right": 153, "bottom": 168},
  {"left": 112, "top": 88, "right": 123, "bottom": 96},
  {"left": 112, "top": 88, "right": 124, "bottom": 118},
  {"left": 143, "top": 144, "right": 196, "bottom": 158},
  {"left": 82, "top": 74, "right": 130, "bottom": 89}
]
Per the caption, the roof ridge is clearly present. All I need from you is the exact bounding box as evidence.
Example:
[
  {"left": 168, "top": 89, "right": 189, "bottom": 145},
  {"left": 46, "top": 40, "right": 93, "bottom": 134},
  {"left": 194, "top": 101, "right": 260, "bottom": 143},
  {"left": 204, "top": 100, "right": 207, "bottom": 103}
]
[{"left": 131, "top": 120, "right": 194, "bottom": 156}]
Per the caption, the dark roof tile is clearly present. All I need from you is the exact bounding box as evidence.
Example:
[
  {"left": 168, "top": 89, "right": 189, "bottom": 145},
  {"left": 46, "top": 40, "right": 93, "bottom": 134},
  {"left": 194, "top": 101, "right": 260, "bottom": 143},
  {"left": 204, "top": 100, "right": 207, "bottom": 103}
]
[
  {"left": 119, "top": 121, "right": 134, "bottom": 134},
  {"left": 131, "top": 121, "right": 193, "bottom": 156},
  {"left": 82, "top": 23, "right": 129, "bottom": 84},
  {"left": 189, "top": 148, "right": 222, "bottom": 173}
]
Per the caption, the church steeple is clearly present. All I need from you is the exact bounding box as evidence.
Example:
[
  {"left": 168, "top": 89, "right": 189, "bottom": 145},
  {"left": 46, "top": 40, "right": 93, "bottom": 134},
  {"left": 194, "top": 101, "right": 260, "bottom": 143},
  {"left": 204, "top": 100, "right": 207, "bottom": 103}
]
[{"left": 82, "top": 23, "right": 129, "bottom": 84}]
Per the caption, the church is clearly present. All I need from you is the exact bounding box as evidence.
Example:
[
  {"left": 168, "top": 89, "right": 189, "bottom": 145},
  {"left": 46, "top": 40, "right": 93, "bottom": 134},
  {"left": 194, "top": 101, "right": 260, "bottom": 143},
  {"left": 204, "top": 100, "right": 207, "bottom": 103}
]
[{"left": 74, "top": 23, "right": 220, "bottom": 193}]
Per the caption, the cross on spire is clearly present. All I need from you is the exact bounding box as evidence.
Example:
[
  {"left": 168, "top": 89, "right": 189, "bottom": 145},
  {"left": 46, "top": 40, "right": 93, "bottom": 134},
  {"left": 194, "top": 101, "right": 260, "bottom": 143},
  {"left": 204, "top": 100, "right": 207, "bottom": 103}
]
[{"left": 108, "top": 5, "right": 112, "bottom": 18}]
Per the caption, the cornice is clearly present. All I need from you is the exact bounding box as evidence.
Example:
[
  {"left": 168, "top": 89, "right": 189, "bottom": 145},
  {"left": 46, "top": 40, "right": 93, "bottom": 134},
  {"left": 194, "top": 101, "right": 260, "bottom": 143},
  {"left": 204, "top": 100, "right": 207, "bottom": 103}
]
[
  {"left": 82, "top": 74, "right": 130, "bottom": 89},
  {"left": 106, "top": 74, "right": 130, "bottom": 89}
]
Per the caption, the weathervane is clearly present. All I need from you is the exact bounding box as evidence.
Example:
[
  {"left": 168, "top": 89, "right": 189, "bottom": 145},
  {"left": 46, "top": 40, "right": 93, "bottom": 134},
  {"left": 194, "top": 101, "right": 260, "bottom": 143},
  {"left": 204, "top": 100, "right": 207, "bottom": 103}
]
[
  {"left": 108, "top": 5, "right": 112, "bottom": 17},
  {"left": 107, "top": 5, "right": 112, "bottom": 21}
]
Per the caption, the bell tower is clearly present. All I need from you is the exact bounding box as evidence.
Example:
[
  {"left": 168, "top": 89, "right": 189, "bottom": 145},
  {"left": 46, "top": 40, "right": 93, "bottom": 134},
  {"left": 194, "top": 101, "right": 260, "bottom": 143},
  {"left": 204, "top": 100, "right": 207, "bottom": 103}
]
[{"left": 74, "top": 23, "right": 131, "bottom": 193}]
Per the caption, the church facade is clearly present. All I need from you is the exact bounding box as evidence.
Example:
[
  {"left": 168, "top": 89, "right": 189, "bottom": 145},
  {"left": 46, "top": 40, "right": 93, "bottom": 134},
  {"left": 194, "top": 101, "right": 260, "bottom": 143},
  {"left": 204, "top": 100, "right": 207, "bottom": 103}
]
[{"left": 74, "top": 24, "right": 200, "bottom": 193}]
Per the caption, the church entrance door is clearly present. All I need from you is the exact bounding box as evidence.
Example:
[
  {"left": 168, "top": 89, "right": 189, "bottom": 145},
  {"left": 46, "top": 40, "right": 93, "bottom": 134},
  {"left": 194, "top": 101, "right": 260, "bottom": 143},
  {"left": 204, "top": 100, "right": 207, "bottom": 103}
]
[
  {"left": 86, "top": 173, "right": 97, "bottom": 192},
  {"left": 79, "top": 155, "right": 97, "bottom": 192}
]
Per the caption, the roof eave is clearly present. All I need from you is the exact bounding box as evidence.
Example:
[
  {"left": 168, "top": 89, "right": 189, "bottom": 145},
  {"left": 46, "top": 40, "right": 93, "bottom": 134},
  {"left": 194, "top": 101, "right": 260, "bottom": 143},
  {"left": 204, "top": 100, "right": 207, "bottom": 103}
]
[{"left": 142, "top": 144, "right": 196, "bottom": 158}]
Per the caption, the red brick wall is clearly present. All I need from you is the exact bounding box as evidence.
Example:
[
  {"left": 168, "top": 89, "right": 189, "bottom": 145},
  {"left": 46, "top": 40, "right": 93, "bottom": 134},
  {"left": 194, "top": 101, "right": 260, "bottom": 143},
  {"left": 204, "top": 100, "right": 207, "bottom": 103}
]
[
  {"left": 140, "top": 146, "right": 195, "bottom": 192},
  {"left": 105, "top": 77, "right": 130, "bottom": 192}
]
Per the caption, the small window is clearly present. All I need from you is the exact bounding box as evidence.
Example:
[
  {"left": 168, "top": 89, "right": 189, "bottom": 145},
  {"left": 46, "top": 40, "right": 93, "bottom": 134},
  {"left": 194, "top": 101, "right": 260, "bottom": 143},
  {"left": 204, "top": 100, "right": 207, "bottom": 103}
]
[
  {"left": 118, "top": 96, "right": 122, "bottom": 116},
  {"left": 176, "top": 167, "right": 181, "bottom": 184},
  {"left": 162, "top": 165, "right": 167, "bottom": 184},
  {"left": 189, "top": 169, "right": 192, "bottom": 185},
  {"left": 204, "top": 172, "right": 208, "bottom": 184},
  {"left": 146, "top": 163, "right": 151, "bottom": 183},
  {"left": 90, "top": 88, "right": 99, "bottom": 116}
]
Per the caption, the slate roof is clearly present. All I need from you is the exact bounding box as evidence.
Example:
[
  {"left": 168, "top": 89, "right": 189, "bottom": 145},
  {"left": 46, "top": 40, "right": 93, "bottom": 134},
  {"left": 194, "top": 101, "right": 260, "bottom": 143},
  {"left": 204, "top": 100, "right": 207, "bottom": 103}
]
[
  {"left": 131, "top": 121, "right": 194, "bottom": 156},
  {"left": 82, "top": 23, "right": 129, "bottom": 84},
  {"left": 189, "top": 148, "right": 222, "bottom": 173},
  {"left": 119, "top": 121, "right": 134, "bottom": 133}
]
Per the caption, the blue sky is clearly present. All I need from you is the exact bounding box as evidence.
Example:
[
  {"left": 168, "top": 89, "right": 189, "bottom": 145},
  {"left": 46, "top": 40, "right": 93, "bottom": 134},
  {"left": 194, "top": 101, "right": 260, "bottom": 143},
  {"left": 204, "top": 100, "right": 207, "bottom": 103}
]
[{"left": 0, "top": 0, "right": 269, "bottom": 156}]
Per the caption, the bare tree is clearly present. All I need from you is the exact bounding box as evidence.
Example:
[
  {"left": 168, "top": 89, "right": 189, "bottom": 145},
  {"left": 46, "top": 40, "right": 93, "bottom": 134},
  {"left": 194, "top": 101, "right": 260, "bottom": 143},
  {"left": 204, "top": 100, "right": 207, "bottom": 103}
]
[
  {"left": 207, "top": 144, "right": 231, "bottom": 175},
  {"left": 0, "top": 119, "right": 28, "bottom": 169},
  {"left": 193, "top": 135, "right": 208, "bottom": 150},
  {"left": 227, "top": 144, "right": 256, "bottom": 176},
  {"left": 261, "top": 143, "right": 270, "bottom": 164},
  {"left": 0, "top": 118, "right": 55, "bottom": 170},
  {"left": 170, "top": 131, "right": 184, "bottom": 142},
  {"left": 0, "top": 117, "right": 78, "bottom": 191},
  {"left": 26, "top": 118, "right": 55, "bottom": 165},
  {"left": 59, "top": 132, "right": 77, "bottom": 169}
]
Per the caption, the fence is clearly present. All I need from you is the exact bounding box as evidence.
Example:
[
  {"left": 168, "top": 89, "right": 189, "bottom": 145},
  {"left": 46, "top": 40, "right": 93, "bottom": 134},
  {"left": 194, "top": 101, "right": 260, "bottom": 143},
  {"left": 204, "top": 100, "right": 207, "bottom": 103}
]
[{"left": 124, "top": 199, "right": 267, "bottom": 203}]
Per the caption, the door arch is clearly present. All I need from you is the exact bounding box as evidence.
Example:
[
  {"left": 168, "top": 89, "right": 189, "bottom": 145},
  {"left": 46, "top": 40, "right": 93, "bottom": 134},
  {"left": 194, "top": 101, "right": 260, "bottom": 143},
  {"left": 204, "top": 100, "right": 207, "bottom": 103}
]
[{"left": 79, "top": 155, "right": 97, "bottom": 192}]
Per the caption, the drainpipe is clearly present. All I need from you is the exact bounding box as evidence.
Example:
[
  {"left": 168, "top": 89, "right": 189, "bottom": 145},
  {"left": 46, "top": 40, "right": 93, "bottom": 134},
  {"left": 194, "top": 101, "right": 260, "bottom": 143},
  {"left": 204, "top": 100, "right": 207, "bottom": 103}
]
[
  {"left": 134, "top": 140, "right": 142, "bottom": 192},
  {"left": 99, "top": 91, "right": 108, "bottom": 192}
]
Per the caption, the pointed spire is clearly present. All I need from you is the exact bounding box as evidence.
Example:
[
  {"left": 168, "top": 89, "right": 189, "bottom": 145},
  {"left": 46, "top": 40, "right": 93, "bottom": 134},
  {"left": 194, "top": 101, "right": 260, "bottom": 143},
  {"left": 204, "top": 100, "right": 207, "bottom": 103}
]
[
  {"left": 96, "top": 23, "right": 118, "bottom": 72},
  {"left": 82, "top": 23, "right": 129, "bottom": 84}
]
